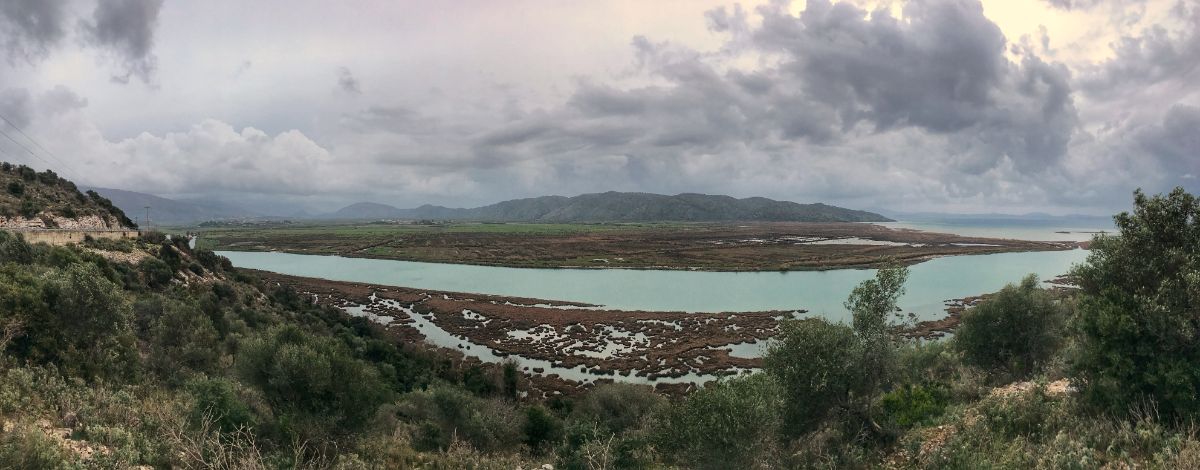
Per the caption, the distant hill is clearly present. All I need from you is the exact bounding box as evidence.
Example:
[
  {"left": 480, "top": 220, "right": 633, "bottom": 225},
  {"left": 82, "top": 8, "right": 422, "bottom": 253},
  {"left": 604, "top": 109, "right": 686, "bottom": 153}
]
[
  {"left": 0, "top": 163, "right": 135, "bottom": 228},
  {"left": 328, "top": 192, "right": 893, "bottom": 223},
  {"left": 83, "top": 187, "right": 261, "bottom": 226},
  {"left": 330, "top": 202, "right": 407, "bottom": 220}
]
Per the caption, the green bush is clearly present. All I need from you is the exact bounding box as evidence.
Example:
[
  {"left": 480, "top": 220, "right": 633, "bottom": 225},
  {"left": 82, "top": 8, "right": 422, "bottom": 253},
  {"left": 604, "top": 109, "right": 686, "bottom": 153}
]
[
  {"left": 571, "top": 383, "right": 664, "bottom": 435},
  {"left": 1071, "top": 188, "right": 1200, "bottom": 419},
  {"left": 8, "top": 263, "right": 139, "bottom": 381},
  {"left": 523, "top": 405, "right": 563, "bottom": 454},
  {"left": 6, "top": 180, "right": 23, "bottom": 195},
  {"left": 186, "top": 377, "right": 260, "bottom": 433},
  {"left": 235, "top": 325, "right": 392, "bottom": 438},
  {"left": 138, "top": 257, "right": 173, "bottom": 288},
  {"left": 956, "top": 275, "right": 1065, "bottom": 380},
  {"left": 765, "top": 318, "right": 864, "bottom": 437},
  {"left": 656, "top": 373, "right": 783, "bottom": 470},
  {"left": 766, "top": 267, "right": 908, "bottom": 440},
  {"left": 19, "top": 198, "right": 40, "bottom": 218},
  {"left": 140, "top": 231, "right": 167, "bottom": 244},
  {"left": 880, "top": 383, "right": 949, "bottom": 428},
  {"left": 396, "top": 383, "right": 524, "bottom": 453},
  {"left": 149, "top": 301, "right": 222, "bottom": 379},
  {"left": 159, "top": 243, "right": 183, "bottom": 272},
  {"left": 0, "top": 230, "right": 32, "bottom": 264},
  {"left": 0, "top": 424, "right": 77, "bottom": 469}
]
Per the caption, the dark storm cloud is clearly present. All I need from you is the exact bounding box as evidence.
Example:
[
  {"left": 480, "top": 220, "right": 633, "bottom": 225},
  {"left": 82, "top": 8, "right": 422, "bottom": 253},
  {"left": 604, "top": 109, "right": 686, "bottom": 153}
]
[
  {"left": 38, "top": 85, "right": 88, "bottom": 117},
  {"left": 753, "top": 0, "right": 1077, "bottom": 170},
  {"left": 475, "top": 0, "right": 1076, "bottom": 176},
  {"left": 0, "top": 88, "right": 32, "bottom": 129},
  {"left": 79, "top": 0, "right": 164, "bottom": 84},
  {"left": 1137, "top": 104, "right": 1200, "bottom": 177},
  {"left": 1078, "top": 3, "right": 1200, "bottom": 98},
  {"left": 0, "top": 0, "right": 68, "bottom": 64},
  {"left": 337, "top": 67, "right": 361, "bottom": 94}
]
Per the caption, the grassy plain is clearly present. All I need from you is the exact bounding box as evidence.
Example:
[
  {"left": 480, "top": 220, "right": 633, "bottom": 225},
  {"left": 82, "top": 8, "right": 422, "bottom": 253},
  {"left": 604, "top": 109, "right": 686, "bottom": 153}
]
[{"left": 196, "top": 220, "right": 1076, "bottom": 271}]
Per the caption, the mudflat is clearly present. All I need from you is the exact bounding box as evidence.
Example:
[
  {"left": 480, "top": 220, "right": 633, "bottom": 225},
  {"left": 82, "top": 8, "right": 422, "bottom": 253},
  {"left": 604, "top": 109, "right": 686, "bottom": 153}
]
[
  {"left": 252, "top": 268, "right": 1036, "bottom": 396},
  {"left": 201, "top": 221, "right": 1076, "bottom": 271}
]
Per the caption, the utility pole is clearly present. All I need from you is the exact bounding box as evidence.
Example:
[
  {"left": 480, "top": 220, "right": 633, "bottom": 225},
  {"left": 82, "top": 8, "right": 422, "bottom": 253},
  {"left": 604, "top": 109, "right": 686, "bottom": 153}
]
[{"left": 144, "top": 206, "right": 151, "bottom": 231}]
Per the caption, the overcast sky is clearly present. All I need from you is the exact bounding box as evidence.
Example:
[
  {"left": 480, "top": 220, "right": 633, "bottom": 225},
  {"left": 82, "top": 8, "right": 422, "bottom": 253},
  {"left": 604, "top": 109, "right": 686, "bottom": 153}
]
[{"left": 0, "top": 0, "right": 1196, "bottom": 215}]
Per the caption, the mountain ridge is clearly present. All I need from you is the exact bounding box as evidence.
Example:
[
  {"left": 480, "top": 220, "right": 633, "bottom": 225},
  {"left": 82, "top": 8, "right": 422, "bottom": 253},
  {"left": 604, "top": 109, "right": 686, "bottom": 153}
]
[{"left": 330, "top": 191, "right": 892, "bottom": 223}]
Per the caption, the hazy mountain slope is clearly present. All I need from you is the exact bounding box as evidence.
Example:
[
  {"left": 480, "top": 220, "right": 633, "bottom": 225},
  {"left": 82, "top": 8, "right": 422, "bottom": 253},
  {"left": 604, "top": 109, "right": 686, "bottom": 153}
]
[
  {"left": 330, "top": 192, "right": 892, "bottom": 222},
  {"left": 83, "top": 186, "right": 260, "bottom": 226},
  {"left": 329, "top": 202, "right": 407, "bottom": 219}
]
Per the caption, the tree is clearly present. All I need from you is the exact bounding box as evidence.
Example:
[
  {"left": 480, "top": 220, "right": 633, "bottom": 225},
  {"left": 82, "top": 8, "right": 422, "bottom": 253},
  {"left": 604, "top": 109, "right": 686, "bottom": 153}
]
[
  {"left": 139, "top": 257, "right": 173, "bottom": 288},
  {"left": 845, "top": 266, "right": 908, "bottom": 415},
  {"left": 1071, "top": 188, "right": 1200, "bottom": 419},
  {"left": 0, "top": 231, "right": 32, "bottom": 264},
  {"left": 236, "top": 325, "right": 392, "bottom": 438},
  {"left": 957, "top": 275, "right": 1065, "bottom": 380},
  {"left": 11, "top": 263, "right": 140, "bottom": 381},
  {"left": 765, "top": 266, "right": 908, "bottom": 438},
  {"left": 572, "top": 383, "right": 665, "bottom": 435},
  {"left": 657, "top": 374, "right": 783, "bottom": 470}
]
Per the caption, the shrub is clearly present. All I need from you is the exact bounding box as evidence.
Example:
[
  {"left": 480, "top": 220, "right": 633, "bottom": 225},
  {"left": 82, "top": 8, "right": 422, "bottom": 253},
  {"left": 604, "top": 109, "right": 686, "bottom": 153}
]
[
  {"left": 765, "top": 318, "right": 864, "bottom": 437},
  {"left": 159, "top": 243, "right": 183, "bottom": 271},
  {"left": 17, "top": 165, "right": 35, "bottom": 181},
  {"left": 139, "top": 257, "right": 173, "bottom": 288},
  {"left": 396, "top": 383, "right": 524, "bottom": 453},
  {"left": 0, "top": 424, "right": 77, "bottom": 468},
  {"left": 37, "top": 169, "right": 58, "bottom": 185},
  {"left": 186, "top": 377, "right": 260, "bottom": 433},
  {"left": 571, "top": 383, "right": 665, "bottom": 435},
  {"left": 149, "top": 301, "right": 222, "bottom": 379},
  {"left": 657, "top": 373, "right": 783, "bottom": 470},
  {"left": 18, "top": 198, "right": 39, "bottom": 218},
  {"left": 956, "top": 275, "right": 1065, "bottom": 380},
  {"left": 523, "top": 405, "right": 563, "bottom": 454},
  {"left": 0, "top": 230, "right": 32, "bottom": 264},
  {"left": 235, "top": 325, "right": 392, "bottom": 438},
  {"left": 140, "top": 231, "right": 167, "bottom": 244},
  {"left": 37, "top": 263, "right": 139, "bottom": 380},
  {"left": 6, "top": 180, "right": 22, "bottom": 195},
  {"left": 1071, "top": 188, "right": 1200, "bottom": 419},
  {"left": 880, "top": 383, "right": 949, "bottom": 428}
]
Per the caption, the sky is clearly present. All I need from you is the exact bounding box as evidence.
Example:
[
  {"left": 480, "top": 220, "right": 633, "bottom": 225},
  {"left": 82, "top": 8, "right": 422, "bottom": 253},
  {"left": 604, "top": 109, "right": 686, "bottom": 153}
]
[{"left": 0, "top": 0, "right": 1196, "bottom": 215}]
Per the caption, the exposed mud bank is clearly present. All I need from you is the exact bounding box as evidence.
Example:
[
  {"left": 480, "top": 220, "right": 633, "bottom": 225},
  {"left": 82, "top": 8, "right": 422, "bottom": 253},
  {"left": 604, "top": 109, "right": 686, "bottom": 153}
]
[{"left": 254, "top": 270, "right": 790, "bottom": 395}]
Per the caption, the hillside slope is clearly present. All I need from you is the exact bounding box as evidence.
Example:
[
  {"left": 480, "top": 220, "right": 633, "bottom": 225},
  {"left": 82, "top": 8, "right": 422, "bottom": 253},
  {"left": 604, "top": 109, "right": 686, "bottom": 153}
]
[
  {"left": 330, "top": 192, "right": 892, "bottom": 222},
  {"left": 83, "top": 186, "right": 260, "bottom": 226},
  {"left": 0, "top": 163, "right": 135, "bottom": 229}
]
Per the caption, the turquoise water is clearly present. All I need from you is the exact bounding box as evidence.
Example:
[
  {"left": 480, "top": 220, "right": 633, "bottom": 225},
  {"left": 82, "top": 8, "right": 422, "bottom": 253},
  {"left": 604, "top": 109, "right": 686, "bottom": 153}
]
[
  {"left": 877, "top": 221, "right": 1114, "bottom": 242},
  {"left": 218, "top": 248, "right": 1091, "bottom": 321}
]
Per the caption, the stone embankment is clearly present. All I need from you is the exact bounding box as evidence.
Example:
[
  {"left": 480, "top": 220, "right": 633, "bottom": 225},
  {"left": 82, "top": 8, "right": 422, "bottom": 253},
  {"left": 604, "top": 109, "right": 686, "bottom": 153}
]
[{"left": 1, "top": 212, "right": 138, "bottom": 245}]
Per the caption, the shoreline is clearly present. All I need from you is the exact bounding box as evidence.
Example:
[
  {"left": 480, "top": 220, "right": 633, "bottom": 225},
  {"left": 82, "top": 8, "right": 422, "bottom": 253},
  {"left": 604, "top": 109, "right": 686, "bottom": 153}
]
[{"left": 248, "top": 268, "right": 1017, "bottom": 396}]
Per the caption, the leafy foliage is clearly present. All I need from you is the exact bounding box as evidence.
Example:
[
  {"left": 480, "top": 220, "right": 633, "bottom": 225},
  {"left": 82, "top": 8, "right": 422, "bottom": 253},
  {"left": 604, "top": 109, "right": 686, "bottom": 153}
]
[
  {"left": 766, "top": 266, "right": 909, "bottom": 439},
  {"left": 957, "top": 275, "right": 1066, "bottom": 380},
  {"left": 1072, "top": 188, "right": 1200, "bottom": 419},
  {"left": 235, "top": 325, "right": 393, "bottom": 439},
  {"left": 657, "top": 374, "right": 783, "bottom": 469}
]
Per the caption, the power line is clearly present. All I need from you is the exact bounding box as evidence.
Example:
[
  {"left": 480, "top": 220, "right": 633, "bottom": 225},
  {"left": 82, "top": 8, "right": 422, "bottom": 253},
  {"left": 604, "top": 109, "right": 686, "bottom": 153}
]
[
  {"left": 0, "top": 112, "right": 81, "bottom": 178},
  {"left": 0, "top": 120, "right": 83, "bottom": 182}
]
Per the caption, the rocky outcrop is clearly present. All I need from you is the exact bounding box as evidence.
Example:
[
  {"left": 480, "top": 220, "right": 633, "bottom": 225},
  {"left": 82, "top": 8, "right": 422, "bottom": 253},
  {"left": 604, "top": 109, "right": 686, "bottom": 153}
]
[{"left": 0, "top": 213, "right": 124, "bottom": 230}]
